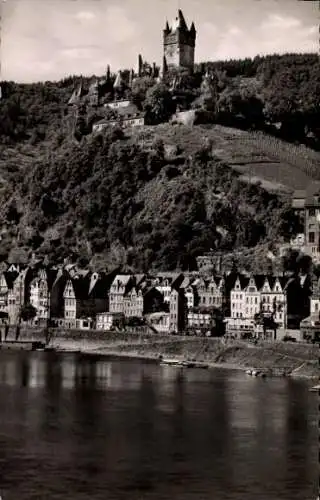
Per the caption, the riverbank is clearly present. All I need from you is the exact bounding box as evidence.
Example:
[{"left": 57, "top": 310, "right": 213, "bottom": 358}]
[{"left": 48, "top": 336, "right": 319, "bottom": 379}]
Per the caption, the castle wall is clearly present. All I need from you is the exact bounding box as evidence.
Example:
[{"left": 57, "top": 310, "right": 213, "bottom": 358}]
[{"left": 180, "top": 44, "right": 194, "bottom": 69}]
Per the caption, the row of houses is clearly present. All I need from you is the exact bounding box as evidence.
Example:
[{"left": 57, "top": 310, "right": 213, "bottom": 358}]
[{"left": 0, "top": 262, "right": 314, "bottom": 337}]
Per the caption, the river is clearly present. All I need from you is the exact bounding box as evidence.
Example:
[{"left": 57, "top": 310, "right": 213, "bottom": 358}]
[{"left": 0, "top": 350, "right": 318, "bottom": 500}]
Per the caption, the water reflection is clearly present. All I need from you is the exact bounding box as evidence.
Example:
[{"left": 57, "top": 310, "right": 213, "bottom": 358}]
[{"left": 0, "top": 351, "right": 317, "bottom": 500}]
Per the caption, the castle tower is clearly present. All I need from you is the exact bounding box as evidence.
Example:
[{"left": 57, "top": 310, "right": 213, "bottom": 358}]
[{"left": 163, "top": 10, "right": 196, "bottom": 72}]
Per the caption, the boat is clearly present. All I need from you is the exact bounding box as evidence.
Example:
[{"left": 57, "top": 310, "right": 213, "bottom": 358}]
[
  {"left": 160, "top": 358, "right": 209, "bottom": 369},
  {"left": 246, "top": 368, "right": 266, "bottom": 377},
  {"left": 160, "top": 358, "right": 184, "bottom": 367},
  {"left": 310, "top": 384, "right": 320, "bottom": 392},
  {"left": 191, "top": 361, "right": 209, "bottom": 369}
]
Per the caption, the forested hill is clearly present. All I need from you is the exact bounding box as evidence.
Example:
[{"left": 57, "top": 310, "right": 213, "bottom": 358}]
[{"left": 0, "top": 53, "right": 318, "bottom": 272}]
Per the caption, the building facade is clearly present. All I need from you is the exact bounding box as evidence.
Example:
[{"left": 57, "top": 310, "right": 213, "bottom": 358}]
[{"left": 163, "top": 10, "right": 196, "bottom": 71}]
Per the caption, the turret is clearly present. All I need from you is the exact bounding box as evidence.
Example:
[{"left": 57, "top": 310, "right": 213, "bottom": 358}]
[{"left": 163, "top": 9, "right": 196, "bottom": 71}]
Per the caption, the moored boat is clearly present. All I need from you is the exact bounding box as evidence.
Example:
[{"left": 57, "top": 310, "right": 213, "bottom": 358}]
[{"left": 310, "top": 384, "right": 320, "bottom": 392}]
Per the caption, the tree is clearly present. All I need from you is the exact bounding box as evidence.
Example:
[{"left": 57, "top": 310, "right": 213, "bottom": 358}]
[
  {"left": 20, "top": 303, "right": 37, "bottom": 322},
  {"left": 131, "top": 76, "right": 155, "bottom": 109},
  {"left": 144, "top": 83, "right": 175, "bottom": 124}
]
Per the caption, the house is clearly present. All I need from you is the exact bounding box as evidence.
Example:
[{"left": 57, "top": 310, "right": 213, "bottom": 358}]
[
  {"left": 50, "top": 268, "right": 70, "bottom": 319},
  {"left": 7, "top": 267, "right": 33, "bottom": 324},
  {"left": 123, "top": 283, "right": 164, "bottom": 318},
  {"left": 105, "top": 99, "right": 131, "bottom": 110},
  {"left": 230, "top": 275, "right": 250, "bottom": 320},
  {"left": 96, "top": 312, "right": 125, "bottom": 331},
  {"left": 92, "top": 103, "right": 146, "bottom": 133},
  {"left": 180, "top": 276, "right": 197, "bottom": 309},
  {"left": 187, "top": 311, "right": 213, "bottom": 329},
  {"left": 285, "top": 273, "right": 312, "bottom": 329},
  {"left": 310, "top": 278, "right": 320, "bottom": 315},
  {"left": 29, "top": 267, "right": 58, "bottom": 325},
  {"left": 260, "top": 276, "right": 287, "bottom": 328},
  {"left": 228, "top": 274, "right": 265, "bottom": 335},
  {"left": 291, "top": 189, "right": 306, "bottom": 213},
  {"left": 109, "top": 275, "right": 135, "bottom": 314},
  {"left": 153, "top": 272, "right": 184, "bottom": 303},
  {"left": 61, "top": 271, "right": 109, "bottom": 328},
  {"left": 193, "top": 276, "right": 224, "bottom": 309},
  {"left": 146, "top": 312, "right": 170, "bottom": 334},
  {"left": 225, "top": 317, "right": 255, "bottom": 336},
  {"left": 0, "top": 270, "right": 18, "bottom": 317},
  {"left": 169, "top": 287, "right": 187, "bottom": 333},
  {"left": 302, "top": 181, "right": 320, "bottom": 262}
]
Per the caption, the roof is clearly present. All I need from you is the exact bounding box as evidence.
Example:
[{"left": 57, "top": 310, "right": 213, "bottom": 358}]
[
  {"left": 115, "top": 103, "right": 140, "bottom": 117},
  {"left": 111, "top": 274, "right": 133, "bottom": 288},
  {"left": 113, "top": 71, "right": 125, "bottom": 89},
  {"left": 133, "top": 274, "right": 146, "bottom": 286},
  {"left": 69, "top": 275, "right": 91, "bottom": 299},
  {"left": 2, "top": 271, "right": 19, "bottom": 289},
  {"left": 305, "top": 181, "right": 320, "bottom": 207},
  {"left": 147, "top": 312, "right": 169, "bottom": 320},
  {"left": 180, "top": 276, "right": 194, "bottom": 288},
  {"left": 169, "top": 9, "right": 188, "bottom": 31},
  {"left": 88, "top": 273, "right": 111, "bottom": 298},
  {"left": 292, "top": 190, "right": 306, "bottom": 199}
]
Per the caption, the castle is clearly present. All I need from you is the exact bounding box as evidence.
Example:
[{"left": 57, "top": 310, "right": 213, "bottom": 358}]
[
  {"left": 163, "top": 10, "right": 196, "bottom": 72},
  {"left": 68, "top": 9, "right": 196, "bottom": 108}
]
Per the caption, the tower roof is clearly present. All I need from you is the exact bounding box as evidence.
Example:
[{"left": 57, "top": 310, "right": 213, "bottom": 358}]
[
  {"left": 113, "top": 70, "right": 124, "bottom": 89},
  {"left": 169, "top": 9, "right": 189, "bottom": 32}
]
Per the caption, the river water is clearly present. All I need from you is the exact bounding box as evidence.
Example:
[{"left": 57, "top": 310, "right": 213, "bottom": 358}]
[{"left": 0, "top": 350, "right": 318, "bottom": 500}]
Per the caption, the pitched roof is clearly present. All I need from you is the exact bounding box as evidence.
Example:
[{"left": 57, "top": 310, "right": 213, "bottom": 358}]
[
  {"left": 113, "top": 71, "right": 125, "bottom": 89},
  {"left": 305, "top": 181, "right": 320, "bottom": 207},
  {"left": 111, "top": 274, "right": 133, "bottom": 288},
  {"left": 69, "top": 275, "right": 91, "bottom": 300},
  {"left": 3, "top": 271, "right": 19, "bottom": 289}
]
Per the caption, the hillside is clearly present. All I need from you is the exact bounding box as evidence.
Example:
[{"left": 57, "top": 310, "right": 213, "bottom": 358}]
[
  {"left": 0, "top": 53, "right": 319, "bottom": 271},
  {"left": 0, "top": 122, "right": 304, "bottom": 272},
  {"left": 132, "top": 124, "right": 320, "bottom": 192}
]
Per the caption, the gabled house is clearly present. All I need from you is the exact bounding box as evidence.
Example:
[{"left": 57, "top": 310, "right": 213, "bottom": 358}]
[
  {"left": 7, "top": 267, "right": 33, "bottom": 324},
  {"left": 146, "top": 312, "right": 170, "bottom": 334},
  {"left": 243, "top": 275, "right": 265, "bottom": 319},
  {"left": 230, "top": 275, "right": 250, "bottom": 319},
  {"left": 0, "top": 271, "right": 17, "bottom": 318},
  {"left": 123, "top": 284, "right": 164, "bottom": 318},
  {"left": 154, "top": 272, "right": 184, "bottom": 303},
  {"left": 169, "top": 286, "right": 187, "bottom": 333},
  {"left": 180, "top": 276, "right": 197, "bottom": 309},
  {"left": 61, "top": 271, "right": 112, "bottom": 328},
  {"left": 193, "top": 276, "right": 224, "bottom": 309},
  {"left": 285, "top": 273, "right": 312, "bottom": 328},
  {"left": 50, "top": 268, "right": 69, "bottom": 319},
  {"left": 29, "top": 267, "right": 58, "bottom": 325},
  {"left": 109, "top": 275, "right": 135, "bottom": 314},
  {"left": 310, "top": 277, "right": 320, "bottom": 315},
  {"left": 260, "top": 276, "right": 287, "bottom": 328}
]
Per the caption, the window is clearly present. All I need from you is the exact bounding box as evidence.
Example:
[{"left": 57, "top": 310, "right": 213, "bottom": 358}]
[
  {"left": 309, "top": 208, "right": 315, "bottom": 217},
  {"left": 309, "top": 232, "right": 315, "bottom": 243}
]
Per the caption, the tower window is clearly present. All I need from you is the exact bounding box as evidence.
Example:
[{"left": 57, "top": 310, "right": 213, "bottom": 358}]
[{"left": 309, "top": 232, "right": 315, "bottom": 243}]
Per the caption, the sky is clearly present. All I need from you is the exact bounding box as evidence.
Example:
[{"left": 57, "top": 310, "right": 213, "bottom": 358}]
[{"left": 1, "top": 0, "right": 318, "bottom": 83}]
